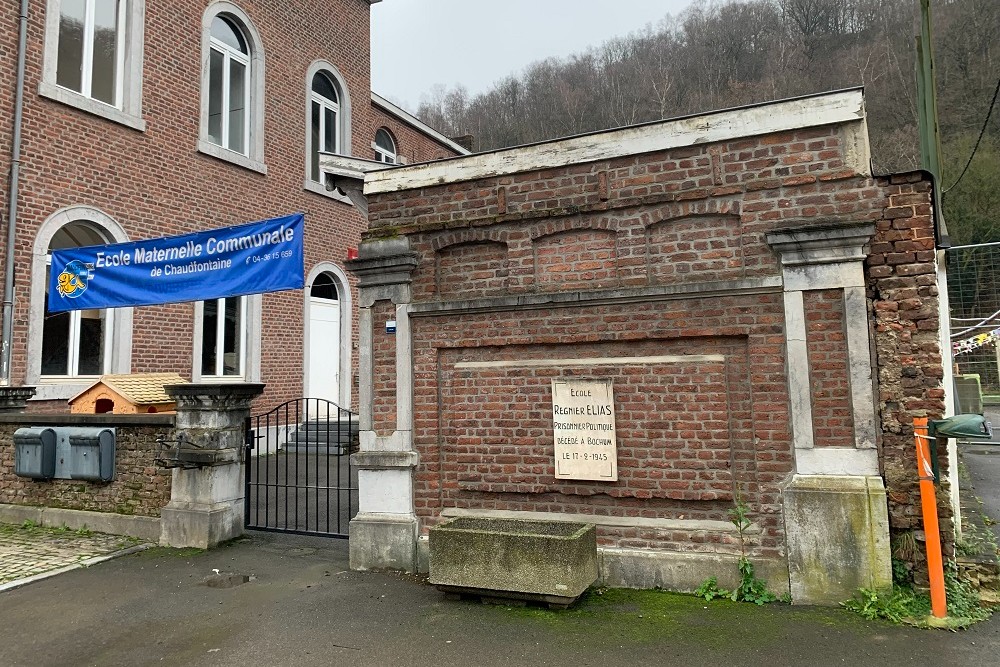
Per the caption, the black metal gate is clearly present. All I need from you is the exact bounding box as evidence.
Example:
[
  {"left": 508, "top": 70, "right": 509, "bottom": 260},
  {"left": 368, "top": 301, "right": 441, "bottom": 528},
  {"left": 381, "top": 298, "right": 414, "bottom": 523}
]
[{"left": 244, "top": 398, "right": 359, "bottom": 538}]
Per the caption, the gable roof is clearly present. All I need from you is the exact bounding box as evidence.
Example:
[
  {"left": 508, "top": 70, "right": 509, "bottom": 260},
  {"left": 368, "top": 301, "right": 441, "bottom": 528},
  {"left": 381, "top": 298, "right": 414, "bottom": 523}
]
[
  {"left": 69, "top": 373, "right": 188, "bottom": 405},
  {"left": 371, "top": 92, "right": 471, "bottom": 156}
]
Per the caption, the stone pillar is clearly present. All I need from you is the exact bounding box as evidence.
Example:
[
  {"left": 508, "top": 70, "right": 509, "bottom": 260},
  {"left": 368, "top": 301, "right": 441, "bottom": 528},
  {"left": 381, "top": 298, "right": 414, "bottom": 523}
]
[
  {"left": 346, "top": 237, "right": 421, "bottom": 572},
  {"left": 0, "top": 386, "right": 35, "bottom": 413},
  {"left": 766, "top": 224, "right": 892, "bottom": 605},
  {"left": 159, "top": 383, "right": 264, "bottom": 549}
]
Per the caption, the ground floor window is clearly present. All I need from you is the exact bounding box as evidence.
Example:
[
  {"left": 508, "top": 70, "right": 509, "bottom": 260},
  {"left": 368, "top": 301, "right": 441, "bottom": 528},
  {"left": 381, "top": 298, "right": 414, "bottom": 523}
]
[
  {"left": 41, "top": 220, "right": 115, "bottom": 379},
  {"left": 199, "top": 296, "right": 246, "bottom": 378}
]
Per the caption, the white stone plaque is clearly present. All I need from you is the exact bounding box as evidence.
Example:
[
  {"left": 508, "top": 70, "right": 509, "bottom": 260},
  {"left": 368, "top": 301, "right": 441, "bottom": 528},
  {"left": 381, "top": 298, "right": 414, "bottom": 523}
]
[{"left": 551, "top": 379, "right": 617, "bottom": 481}]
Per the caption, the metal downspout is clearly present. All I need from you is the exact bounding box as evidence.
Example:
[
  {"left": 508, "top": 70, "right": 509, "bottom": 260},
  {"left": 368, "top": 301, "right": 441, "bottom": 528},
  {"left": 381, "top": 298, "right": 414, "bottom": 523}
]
[{"left": 1, "top": 0, "right": 31, "bottom": 384}]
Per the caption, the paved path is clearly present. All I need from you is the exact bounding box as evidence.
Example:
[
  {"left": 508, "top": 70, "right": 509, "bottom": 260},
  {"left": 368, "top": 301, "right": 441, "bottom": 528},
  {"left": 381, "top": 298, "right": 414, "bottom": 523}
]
[
  {"left": 2, "top": 531, "right": 999, "bottom": 667},
  {"left": 963, "top": 406, "right": 1000, "bottom": 542},
  {"left": 0, "top": 522, "right": 142, "bottom": 587}
]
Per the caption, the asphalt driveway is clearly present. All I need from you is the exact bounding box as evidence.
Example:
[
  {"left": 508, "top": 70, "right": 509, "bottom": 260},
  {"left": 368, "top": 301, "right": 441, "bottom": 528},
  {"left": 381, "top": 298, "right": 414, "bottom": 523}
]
[{"left": 2, "top": 531, "right": 999, "bottom": 667}]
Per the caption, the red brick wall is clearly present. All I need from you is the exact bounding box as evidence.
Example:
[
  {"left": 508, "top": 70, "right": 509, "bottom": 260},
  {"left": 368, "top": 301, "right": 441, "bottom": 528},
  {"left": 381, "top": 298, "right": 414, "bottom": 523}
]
[
  {"left": 0, "top": 1, "right": 460, "bottom": 416},
  {"left": 362, "top": 121, "right": 901, "bottom": 560},
  {"left": 804, "top": 289, "right": 855, "bottom": 448},
  {"left": 868, "top": 174, "right": 949, "bottom": 579},
  {"left": 372, "top": 300, "right": 397, "bottom": 436},
  {"left": 364, "top": 114, "right": 942, "bottom": 567}
]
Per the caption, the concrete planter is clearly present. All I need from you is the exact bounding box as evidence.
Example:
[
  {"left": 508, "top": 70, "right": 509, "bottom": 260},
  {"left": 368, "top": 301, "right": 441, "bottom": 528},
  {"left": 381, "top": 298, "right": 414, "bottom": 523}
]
[{"left": 429, "top": 517, "right": 597, "bottom": 607}]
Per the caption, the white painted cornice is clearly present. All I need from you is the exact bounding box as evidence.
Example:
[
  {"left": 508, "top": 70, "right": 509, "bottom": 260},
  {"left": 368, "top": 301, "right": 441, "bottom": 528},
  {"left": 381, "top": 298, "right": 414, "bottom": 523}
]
[{"left": 364, "top": 88, "right": 867, "bottom": 195}]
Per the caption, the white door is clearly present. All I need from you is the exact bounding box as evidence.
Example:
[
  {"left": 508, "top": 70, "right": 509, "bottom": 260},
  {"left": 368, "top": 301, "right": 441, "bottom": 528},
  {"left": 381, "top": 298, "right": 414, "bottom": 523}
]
[{"left": 307, "top": 296, "right": 341, "bottom": 404}]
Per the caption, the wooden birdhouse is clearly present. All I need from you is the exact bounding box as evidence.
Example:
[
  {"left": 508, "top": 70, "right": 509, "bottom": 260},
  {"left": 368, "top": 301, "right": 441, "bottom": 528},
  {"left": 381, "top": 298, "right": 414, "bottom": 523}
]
[{"left": 68, "top": 373, "right": 188, "bottom": 415}]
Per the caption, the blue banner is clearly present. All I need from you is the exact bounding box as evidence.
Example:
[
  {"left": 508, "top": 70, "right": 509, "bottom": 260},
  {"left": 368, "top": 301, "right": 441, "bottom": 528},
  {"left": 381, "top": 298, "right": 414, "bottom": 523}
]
[{"left": 48, "top": 213, "right": 304, "bottom": 312}]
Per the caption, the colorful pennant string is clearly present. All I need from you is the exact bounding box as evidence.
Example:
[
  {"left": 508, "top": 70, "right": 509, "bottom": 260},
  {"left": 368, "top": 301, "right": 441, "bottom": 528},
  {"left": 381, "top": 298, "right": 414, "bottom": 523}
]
[{"left": 953, "top": 326, "right": 1000, "bottom": 355}]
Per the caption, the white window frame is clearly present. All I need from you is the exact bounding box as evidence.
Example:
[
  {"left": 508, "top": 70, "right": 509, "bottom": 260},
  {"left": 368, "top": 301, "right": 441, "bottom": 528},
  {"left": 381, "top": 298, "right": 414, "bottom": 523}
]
[
  {"left": 373, "top": 128, "right": 397, "bottom": 164},
  {"left": 192, "top": 294, "right": 262, "bottom": 383},
  {"left": 198, "top": 3, "right": 266, "bottom": 174},
  {"left": 309, "top": 74, "right": 341, "bottom": 180},
  {"left": 26, "top": 206, "right": 133, "bottom": 401},
  {"left": 42, "top": 260, "right": 116, "bottom": 380},
  {"left": 40, "top": 0, "right": 146, "bottom": 131},
  {"left": 303, "top": 60, "right": 352, "bottom": 202},
  {"left": 207, "top": 18, "right": 251, "bottom": 157},
  {"left": 197, "top": 296, "right": 246, "bottom": 379}
]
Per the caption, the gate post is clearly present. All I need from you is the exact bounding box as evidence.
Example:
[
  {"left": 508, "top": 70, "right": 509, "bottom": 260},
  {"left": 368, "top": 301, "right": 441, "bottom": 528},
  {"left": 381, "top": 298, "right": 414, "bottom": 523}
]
[
  {"left": 159, "top": 383, "right": 264, "bottom": 549},
  {"left": 347, "top": 238, "right": 421, "bottom": 572}
]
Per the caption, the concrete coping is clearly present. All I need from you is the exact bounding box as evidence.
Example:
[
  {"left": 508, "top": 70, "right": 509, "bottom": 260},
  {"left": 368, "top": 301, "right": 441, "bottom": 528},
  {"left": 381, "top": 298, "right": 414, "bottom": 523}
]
[
  {"left": 440, "top": 508, "right": 755, "bottom": 535},
  {"left": 0, "top": 386, "right": 36, "bottom": 412},
  {"left": 352, "top": 450, "right": 419, "bottom": 470},
  {"left": 0, "top": 413, "right": 175, "bottom": 426},
  {"left": 165, "top": 383, "right": 265, "bottom": 410},
  {"left": 434, "top": 516, "right": 594, "bottom": 539}
]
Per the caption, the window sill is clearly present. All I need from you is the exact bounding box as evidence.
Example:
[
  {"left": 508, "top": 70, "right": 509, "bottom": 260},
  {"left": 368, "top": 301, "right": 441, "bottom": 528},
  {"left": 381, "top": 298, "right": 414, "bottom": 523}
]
[
  {"left": 198, "top": 139, "right": 268, "bottom": 175},
  {"left": 195, "top": 375, "right": 250, "bottom": 384},
  {"left": 38, "top": 82, "right": 146, "bottom": 132},
  {"left": 30, "top": 379, "right": 98, "bottom": 401},
  {"left": 303, "top": 179, "right": 354, "bottom": 206}
]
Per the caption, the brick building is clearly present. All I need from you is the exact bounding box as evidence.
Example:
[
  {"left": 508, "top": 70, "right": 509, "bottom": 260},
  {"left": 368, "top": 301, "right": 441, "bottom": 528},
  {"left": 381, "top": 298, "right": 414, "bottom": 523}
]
[
  {"left": 337, "top": 89, "right": 954, "bottom": 604},
  {"left": 0, "top": 0, "right": 467, "bottom": 413}
]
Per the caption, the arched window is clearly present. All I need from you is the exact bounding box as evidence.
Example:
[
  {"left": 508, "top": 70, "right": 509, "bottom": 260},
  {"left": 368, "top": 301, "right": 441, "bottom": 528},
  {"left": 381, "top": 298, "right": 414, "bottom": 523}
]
[
  {"left": 309, "top": 71, "right": 341, "bottom": 182},
  {"left": 303, "top": 61, "right": 351, "bottom": 197},
  {"left": 207, "top": 16, "right": 250, "bottom": 154},
  {"left": 42, "top": 222, "right": 114, "bottom": 377},
  {"left": 199, "top": 4, "right": 265, "bottom": 173},
  {"left": 310, "top": 272, "right": 340, "bottom": 300},
  {"left": 374, "top": 128, "right": 397, "bottom": 164},
  {"left": 27, "top": 207, "right": 133, "bottom": 396}
]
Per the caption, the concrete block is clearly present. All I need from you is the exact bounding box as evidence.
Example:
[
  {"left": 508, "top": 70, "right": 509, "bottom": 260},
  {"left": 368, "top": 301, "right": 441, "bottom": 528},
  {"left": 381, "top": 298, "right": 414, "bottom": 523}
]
[
  {"left": 349, "top": 512, "right": 418, "bottom": 572},
  {"left": 0, "top": 503, "right": 161, "bottom": 541},
  {"left": 159, "top": 499, "right": 243, "bottom": 549},
  {"left": 599, "top": 548, "right": 789, "bottom": 594},
  {"left": 429, "top": 517, "right": 597, "bottom": 604},
  {"left": 783, "top": 474, "right": 891, "bottom": 605}
]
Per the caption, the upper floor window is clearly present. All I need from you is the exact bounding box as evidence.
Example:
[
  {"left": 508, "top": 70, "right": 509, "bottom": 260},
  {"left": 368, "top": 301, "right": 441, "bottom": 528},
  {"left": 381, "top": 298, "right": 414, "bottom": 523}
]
[
  {"left": 56, "top": 0, "right": 124, "bottom": 106},
  {"left": 198, "top": 3, "right": 266, "bottom": 173},
  {"left": 374, "top": 128, "right": 397, "bottom": 164},
  {"left": 41, "top": 0, "right": 146, "bottom": 130},
  {"left": 207, "top": 16, "right": 250, "bottom": 155},
  {"left": 309, "top": 72, "right": 341, "bottom": 182},
  {"left": 303, "top": 61, "right": 352, "bottom": 198}
]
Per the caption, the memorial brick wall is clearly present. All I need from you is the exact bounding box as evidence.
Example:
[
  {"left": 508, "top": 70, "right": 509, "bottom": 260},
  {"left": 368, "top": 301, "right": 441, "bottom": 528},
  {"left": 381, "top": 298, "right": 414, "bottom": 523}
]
[{"left": 352, "top": 91, "right": 946, "bottom": 593}]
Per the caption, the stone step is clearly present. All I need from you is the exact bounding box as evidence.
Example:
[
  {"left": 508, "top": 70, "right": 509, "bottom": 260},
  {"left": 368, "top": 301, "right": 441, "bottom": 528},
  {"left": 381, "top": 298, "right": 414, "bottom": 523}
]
[{"left": 284, "top": 420, "right": 359, "bottom": 454}]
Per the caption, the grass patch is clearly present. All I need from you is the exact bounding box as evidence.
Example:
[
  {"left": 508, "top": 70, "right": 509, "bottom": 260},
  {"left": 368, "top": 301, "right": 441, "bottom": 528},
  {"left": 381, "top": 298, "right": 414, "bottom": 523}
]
[{"left": 489, "top": 586, "right": 879, "bottom": 650}]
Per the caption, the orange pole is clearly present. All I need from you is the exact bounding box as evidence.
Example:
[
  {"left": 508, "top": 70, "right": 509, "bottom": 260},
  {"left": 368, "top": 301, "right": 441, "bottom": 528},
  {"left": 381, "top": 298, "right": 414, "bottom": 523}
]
[{"left": 914, "top": 417, "right": 947, "bottom": 618}]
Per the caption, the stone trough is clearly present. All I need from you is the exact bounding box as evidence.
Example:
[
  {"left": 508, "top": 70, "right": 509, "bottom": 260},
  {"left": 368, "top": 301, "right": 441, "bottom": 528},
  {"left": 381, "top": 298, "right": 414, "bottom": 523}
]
[{"left": 428, "top": 517, "right": 597, "bottom": 608}]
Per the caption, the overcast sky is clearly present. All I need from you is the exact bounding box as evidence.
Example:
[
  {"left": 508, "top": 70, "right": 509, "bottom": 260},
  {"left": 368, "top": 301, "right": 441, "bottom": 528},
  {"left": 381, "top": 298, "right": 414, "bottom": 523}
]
[{"left": 371, "top": 0, "right": 695, "bottom": 112}]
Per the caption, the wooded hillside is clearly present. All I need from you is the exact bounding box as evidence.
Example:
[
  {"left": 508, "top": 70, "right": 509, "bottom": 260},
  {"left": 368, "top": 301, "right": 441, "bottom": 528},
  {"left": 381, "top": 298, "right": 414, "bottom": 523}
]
[{"left": 416, "top": 0, "right": 999, "bottom": 243}]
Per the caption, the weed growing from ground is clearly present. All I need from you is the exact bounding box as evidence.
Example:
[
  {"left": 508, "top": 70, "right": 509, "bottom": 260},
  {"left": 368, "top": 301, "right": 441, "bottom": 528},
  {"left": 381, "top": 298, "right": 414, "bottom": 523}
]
[
  {"left": 842, "top": 562, "right": 992, "bottom": 628},
  {"left": 694, "top": 499, "right": 778, "bottom": 605}
]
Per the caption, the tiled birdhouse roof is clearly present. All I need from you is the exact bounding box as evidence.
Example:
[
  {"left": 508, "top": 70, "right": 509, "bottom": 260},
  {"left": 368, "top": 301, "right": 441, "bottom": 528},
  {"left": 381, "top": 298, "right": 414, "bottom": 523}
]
[{"left": 70, "top": 373, "right": 188, "bottom": 405}]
